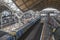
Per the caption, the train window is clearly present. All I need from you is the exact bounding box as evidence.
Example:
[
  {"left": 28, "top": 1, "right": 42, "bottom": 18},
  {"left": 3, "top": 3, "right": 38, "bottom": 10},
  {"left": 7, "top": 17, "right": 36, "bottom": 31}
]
[
  {"left": 22, "top": 13, "right": 32, "bottom": 19},
  {"left": 41, "top": 14, "right": 47, "bottom": 16},
  {"left": 2, "top": 10, "right": 11, "bottom": 17},
  {"left": 50, "top": 13, "right": 57, "bottom": 16}
]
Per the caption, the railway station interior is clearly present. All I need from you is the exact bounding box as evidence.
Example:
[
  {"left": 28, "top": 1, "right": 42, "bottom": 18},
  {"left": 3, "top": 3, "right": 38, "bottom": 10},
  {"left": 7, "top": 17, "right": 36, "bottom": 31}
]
[{"left": 0, "top": 0, "right": 60, "bottom": 40}]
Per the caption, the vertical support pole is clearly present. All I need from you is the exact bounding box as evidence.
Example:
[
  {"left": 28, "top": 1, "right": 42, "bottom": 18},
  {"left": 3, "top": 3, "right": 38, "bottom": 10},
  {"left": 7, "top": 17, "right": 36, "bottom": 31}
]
[
  {"left": 40, "top": 13, "right": 52, "bottom": 40},
  {"left": 1, "top": 12, "right": 2, "bottom": 29}
]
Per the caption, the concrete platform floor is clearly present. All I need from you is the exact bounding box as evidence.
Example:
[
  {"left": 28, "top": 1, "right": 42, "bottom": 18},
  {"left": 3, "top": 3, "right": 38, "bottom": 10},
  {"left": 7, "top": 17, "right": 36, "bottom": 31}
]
[{"left": 18, "top": 21, "right": 43, "bottom": 40}]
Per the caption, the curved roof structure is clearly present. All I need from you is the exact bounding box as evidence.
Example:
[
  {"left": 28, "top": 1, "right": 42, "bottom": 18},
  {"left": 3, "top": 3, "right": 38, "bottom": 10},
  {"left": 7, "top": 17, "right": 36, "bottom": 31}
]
[{"left": 13, "top": 0, "right": 60, "bottom": 12}]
